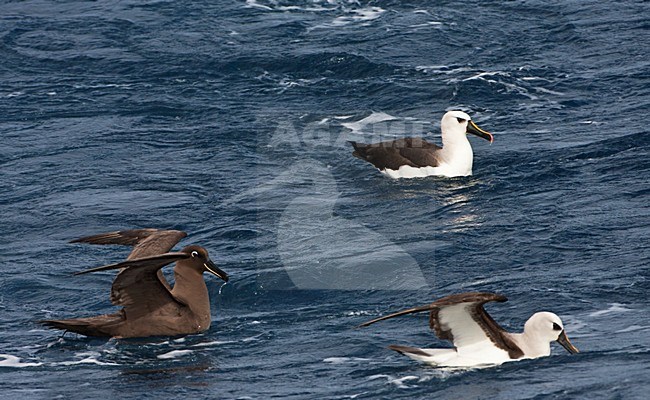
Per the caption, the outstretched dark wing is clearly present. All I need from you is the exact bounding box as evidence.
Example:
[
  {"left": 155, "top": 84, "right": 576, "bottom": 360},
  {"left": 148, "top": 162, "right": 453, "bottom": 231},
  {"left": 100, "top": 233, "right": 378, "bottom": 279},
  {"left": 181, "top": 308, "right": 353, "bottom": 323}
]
[
  {"left": 358, "top": 292, "right": 524, "bottom": 359},
  {"left": 70, "top": 229, "right": 187, "bottom": 260},
  {"left": 349, "top": 138, "right": 442, "bottom": 170},
  {"left": 71, "top": 229, "right": 187, "bottom": 290},
  {"left": 75, "top": 252, "right": 190, "bottom": 321}
]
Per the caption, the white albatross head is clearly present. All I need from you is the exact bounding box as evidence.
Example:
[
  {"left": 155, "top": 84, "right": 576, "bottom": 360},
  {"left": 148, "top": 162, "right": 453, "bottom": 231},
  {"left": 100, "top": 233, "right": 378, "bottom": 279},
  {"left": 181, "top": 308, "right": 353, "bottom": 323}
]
[
  {"left": 523, "top": 312, "right": 579, "bottom": 356},
  {"left": 441, "top": 110, "right": 494, "bottom": 144}
]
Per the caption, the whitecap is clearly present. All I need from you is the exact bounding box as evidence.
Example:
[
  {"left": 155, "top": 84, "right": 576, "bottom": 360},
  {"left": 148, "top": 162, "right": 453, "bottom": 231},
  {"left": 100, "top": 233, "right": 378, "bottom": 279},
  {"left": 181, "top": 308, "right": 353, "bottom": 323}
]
[
  {"left": 410, "top": 22, "right": 443, "bottom": 28},
  {"left": 0, "top": 354, "right": 43, "bottom": 368},
  {"left": 533, "top": 87, "right": 564, "bottom": 96},
  {"left": 55, "top": 352, "right": 119, "bottom": 366},
  {"left": 57, "top": 358, "right": 119, "bottom": 366},
  {"left": 157, "top": 349, "right": 194, "bottom": 360},
  {"left": 414, "top": 65, "right": 474, "bottom": 75},
  {"left": 589, "top": 303, "right": 633, "bottom": 317},
  {"left": 323, "top": 357, "right": 370, "bottom": 364},
  {"left": 331, "top": 7, "right": 385, "bottom": 27},
  {"left": 462, "top": 71, "right": 511, "bottom": 81},
  {"left": 191, "top": 340, "right": 234, "bottom": 347},
  {"left": 244, "top": 0, "right": 272, "bottom": 11},
  {"left": 341, "top": 112, "right": 399, "bottom": 133},
  {"left": 368, "top": 374, "right": 419, "bottom": 389},
  {"left": 615, "top": 325, "right": 650, "bottom": 333},
  {"left": 345, "top": 310, "right": 372, "bottom": 317}
]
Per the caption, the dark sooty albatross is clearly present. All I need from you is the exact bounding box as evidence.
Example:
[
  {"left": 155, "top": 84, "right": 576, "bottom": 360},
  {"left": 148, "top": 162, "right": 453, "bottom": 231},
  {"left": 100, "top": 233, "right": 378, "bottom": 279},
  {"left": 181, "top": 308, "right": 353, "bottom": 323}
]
[
  {"left": 40, "top": 229, "right": 229, "bottom": 338},
  {"left": 349, "top": 110, "right": 493, "bottom": 178},
  {"left": 358, "top": 292, "right": 579, "bottom": 368}
]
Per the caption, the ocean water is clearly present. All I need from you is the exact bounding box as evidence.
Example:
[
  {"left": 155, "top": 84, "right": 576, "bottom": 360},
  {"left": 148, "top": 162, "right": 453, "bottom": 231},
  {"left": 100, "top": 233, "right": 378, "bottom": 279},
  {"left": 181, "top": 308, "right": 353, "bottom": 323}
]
[{"left": 1, "top": 0, "right": 648, "bottom": 398}]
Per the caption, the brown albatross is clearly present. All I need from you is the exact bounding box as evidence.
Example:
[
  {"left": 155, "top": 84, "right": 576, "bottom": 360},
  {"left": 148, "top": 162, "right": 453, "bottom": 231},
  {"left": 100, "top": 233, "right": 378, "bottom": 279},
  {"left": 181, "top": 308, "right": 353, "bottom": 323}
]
[
  {"left": 40, "top": 229, "right": 229, "bottom": 338},
  {"left": 349, "top": 110, "right": 493, "bottom": 178},
  {"left": 358, "top": 292, "right": 579, "bottom": 367}
]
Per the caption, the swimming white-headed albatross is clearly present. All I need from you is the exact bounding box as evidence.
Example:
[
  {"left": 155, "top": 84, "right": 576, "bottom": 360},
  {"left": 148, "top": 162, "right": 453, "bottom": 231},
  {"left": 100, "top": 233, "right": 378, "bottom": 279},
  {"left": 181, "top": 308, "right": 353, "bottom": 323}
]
[
  {"left": 358, "top": 292, "right": 579, "bottom": 368},
  {"left": 40, "top": 229, "right": 229, "bottom": 338},
  {"left": 349, "top": 111, "right": 493, "bottom": 179}
]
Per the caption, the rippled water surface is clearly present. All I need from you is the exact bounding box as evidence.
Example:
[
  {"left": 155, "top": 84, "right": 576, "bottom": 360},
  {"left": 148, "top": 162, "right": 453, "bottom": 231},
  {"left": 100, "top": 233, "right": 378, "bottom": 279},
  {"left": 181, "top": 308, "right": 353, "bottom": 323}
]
[{"left": 1, "top": 1, "right": 648, "bottom": 398}]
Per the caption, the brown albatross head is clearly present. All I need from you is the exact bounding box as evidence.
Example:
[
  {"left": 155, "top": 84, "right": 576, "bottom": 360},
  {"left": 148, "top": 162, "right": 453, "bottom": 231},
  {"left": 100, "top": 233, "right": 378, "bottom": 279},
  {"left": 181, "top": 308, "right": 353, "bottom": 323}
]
[{"left": 180, "top": 245, "right": 229, "bottom": 282}]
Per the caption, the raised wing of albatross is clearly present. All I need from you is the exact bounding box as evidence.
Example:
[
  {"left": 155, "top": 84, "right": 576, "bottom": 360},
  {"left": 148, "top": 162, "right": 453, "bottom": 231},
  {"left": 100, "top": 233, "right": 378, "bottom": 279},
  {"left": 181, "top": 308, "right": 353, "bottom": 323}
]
[
  {"left": 70, "top": 229, "right": 187, "bottom": 260},
  {"left": 71, "top": 229, "right": 187, "bottom": 290},
  {"left": 359, "top": 292, "right": 524, "bottom": 359},
  {"left": 75, "top": 252, "right": 190, "bottom": 320}
]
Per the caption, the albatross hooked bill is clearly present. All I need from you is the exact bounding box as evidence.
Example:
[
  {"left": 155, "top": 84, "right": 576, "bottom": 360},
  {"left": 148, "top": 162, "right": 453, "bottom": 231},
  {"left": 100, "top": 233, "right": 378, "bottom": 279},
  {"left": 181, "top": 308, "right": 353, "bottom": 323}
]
[
  {"left": 467, "top": 120, "right": 494, "bottom": 143},
  {"left": 204, "top": 259, "right": 229, "bottom": 282}
]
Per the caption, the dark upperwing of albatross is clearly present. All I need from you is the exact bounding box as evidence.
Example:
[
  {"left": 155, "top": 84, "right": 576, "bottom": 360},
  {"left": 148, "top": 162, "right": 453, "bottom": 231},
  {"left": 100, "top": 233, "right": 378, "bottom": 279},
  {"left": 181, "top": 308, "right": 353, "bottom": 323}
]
[
  {"left": 358, "top": 292, "right": 524, "bottom": 359},
  {"left": 70, "top": 229, "right": 187, "bottom": 290},
  {"left": 74, "top": 252, "right": 191, "bottom": 321},
  {"left": 70, "top": 229, "right": 187, "bottom": 260},
  {"left": 349, "top": 138, "right": 442, "bottom": 171}
]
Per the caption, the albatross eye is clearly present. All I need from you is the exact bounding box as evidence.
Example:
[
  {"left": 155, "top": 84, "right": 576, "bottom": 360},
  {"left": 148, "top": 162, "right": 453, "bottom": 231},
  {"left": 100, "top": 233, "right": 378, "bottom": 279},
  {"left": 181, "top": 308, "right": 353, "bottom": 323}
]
[
  {"left": 191, "top": 251, "right": 199, "bottom": 257},
  {"left": 552, "top": 322, "right": 562, "bottom": 331},
  {"left": 456, "top": 117, "right": 466, "bottom": 123}
]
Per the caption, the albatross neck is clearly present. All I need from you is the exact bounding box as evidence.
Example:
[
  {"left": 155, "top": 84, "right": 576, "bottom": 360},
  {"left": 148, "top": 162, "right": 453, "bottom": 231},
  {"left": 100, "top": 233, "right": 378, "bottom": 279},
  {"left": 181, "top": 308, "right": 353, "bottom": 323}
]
[
  {"left": 172, "top": 263, "right": 211, "bottom": 319},
  {"left": 510, "top": 331, "right": 552, "bottom": 358},
  {"left": 439, "top": 133, "right": 473, "bottom": 173}
]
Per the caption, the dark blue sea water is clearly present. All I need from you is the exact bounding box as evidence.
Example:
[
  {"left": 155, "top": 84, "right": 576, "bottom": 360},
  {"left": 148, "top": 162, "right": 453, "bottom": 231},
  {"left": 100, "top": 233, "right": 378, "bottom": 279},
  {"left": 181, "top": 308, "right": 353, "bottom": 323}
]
[{"left": 1, "top": 0, "right": 649, "bottom": 398}]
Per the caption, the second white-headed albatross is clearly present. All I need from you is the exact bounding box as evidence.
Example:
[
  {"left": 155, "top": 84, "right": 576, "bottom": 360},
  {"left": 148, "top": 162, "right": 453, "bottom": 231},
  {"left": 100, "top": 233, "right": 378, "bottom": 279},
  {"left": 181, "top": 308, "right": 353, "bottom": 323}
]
[
  {"left": 349, "top": 111, "right": 493, "bottom": 179},
  {"left": 358, "top": 292, "right": 579, "bottom": 368}
]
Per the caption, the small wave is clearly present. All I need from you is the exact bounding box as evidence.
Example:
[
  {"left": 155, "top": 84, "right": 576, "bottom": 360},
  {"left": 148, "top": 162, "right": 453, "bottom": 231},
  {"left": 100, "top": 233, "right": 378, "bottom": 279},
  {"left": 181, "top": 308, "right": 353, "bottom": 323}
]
[
  {"left": 368, "top": 374, "right": 420, "bottom": 389},
  {"left": 157, "top": 349, "right": 194, "bottom": 360},
  {"left": 243, "top": 0, "right": 350, "bottom": 14},
  {"left": 589, "top": 303, "right": 633, "bottom": 317},
  {"left": 0, "top": 354, "right": 43, "bottom": 368},
  {"left": 244, "top": 0, "right": 273, "bottom": 11},
  {"left": 54, "top": 352, "right": 119, "bottom": 366},
  {"left": 340, "top": 112, "right": 399, "bottom": 133},
  {"left": 410, "top": 21, "right": 443, "bottom": 28},
  {"left": 345, "top": 310, "right": 372, "bottom": 317},
  {"left": 72, "top": 83, "right": 134, "bottom": 90},
  {"left": 415, "top": 65, "right": 474, "bottom": 75},
  {"left": 331, "top": 7, "right": 385, "bottom": 27},
  {"left": 191, "top": 340, "right": 235, "bottom": 347},
  {"left": 323, "top": 357, "right": 370, "bottom": 364},
  {"left": 55, "top": 357, "right": 119, "bottom": 366},
  {"left": 615, "top": 325, "right": 650, "bottom": 333}
]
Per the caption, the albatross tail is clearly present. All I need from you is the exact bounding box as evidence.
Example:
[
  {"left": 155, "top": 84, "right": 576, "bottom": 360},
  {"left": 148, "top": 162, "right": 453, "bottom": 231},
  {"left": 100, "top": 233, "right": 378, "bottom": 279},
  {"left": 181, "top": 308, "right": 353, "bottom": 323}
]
[
  {"left": 348, "top": 141, "right": 367, "bottom": 160},
  {"left": 388, "top": 345, "right": 458, "bottom": 366},
  {"left": 39, "top": 313, "right": 123, "bottom": 337}
]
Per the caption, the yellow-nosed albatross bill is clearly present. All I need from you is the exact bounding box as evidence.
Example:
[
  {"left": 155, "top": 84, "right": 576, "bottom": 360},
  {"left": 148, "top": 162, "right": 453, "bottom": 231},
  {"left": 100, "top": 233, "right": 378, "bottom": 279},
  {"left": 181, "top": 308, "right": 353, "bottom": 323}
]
[
  {"left": 348, "top": 111, "right": 493, "bottom": 179},
  {"left": 358, "top": 292, "right": 579, "bottom": 368},
  {"left": 40, "top": 229, "right": 229, "bottom": 339}
]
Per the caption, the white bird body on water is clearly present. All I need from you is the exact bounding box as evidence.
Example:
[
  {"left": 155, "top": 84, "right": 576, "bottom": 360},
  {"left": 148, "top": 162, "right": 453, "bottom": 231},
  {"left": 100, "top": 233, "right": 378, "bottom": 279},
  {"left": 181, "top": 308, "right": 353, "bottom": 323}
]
[
  {"left": 359, "top": 292, "right": 579, "bottom": 368},
  {"left": 349, "top": 111, "right": 494, "bottom": 179}
]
